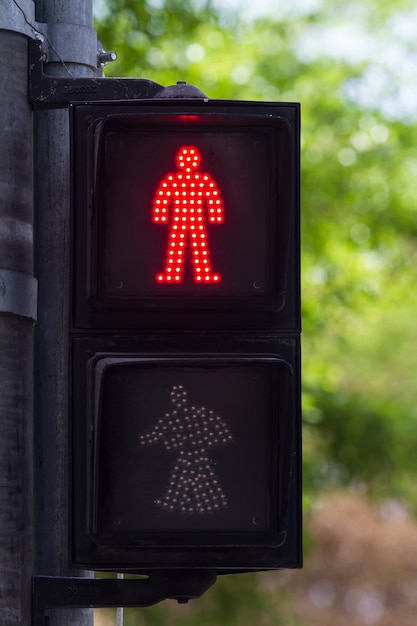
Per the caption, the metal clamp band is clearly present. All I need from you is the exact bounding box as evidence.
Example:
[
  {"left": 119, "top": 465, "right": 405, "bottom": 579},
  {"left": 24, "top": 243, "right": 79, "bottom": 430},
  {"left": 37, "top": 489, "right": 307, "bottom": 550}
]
[
  {"left": 0, "top": 0, "right": 38, "bottom": 38},
  {"left": 1, "top": 2, "right": 98, "bottom": 69},
  {"left": 40, "top": 22, "right": 98, "bottom": 69},
  {"left": 0, "top": 269, "right": 38, "bottom": 322}
]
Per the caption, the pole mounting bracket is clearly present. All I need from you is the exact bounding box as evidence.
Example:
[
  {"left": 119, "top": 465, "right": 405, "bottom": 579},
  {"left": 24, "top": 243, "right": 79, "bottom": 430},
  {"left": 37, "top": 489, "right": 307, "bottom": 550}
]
[
  {"left": 28, "top": 38, "right": 163, "bottom": 108},
  {"left": 28, "top": 39, "right": 208, "bottom": 108},
  {"left": 33, "top": 571, "right": 217, "bottom": 625}
]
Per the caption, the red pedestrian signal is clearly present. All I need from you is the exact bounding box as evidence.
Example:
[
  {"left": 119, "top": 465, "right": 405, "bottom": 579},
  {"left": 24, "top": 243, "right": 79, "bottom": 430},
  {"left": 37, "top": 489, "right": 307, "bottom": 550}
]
[
  {"left": 70, "top": 99, "right": 301, "bottom": 575},
  {"left": 153, "top": 146, "right": 224, "bottom": 284},
  {"left": 72, "top": 100, "right": 298, "bottom": 329}
]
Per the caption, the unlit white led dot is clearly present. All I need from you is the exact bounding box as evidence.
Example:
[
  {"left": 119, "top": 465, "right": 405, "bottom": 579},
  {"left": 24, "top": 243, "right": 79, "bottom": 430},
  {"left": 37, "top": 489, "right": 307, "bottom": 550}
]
[{"left": 139, "top": 384, "right": 233, "bottom": 515}]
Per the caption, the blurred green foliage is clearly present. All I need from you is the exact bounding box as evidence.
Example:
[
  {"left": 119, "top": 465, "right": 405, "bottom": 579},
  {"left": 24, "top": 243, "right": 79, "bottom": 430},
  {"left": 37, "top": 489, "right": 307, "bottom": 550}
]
[{"left": 94, "top": 0, "right": 417, "bottom": 621}]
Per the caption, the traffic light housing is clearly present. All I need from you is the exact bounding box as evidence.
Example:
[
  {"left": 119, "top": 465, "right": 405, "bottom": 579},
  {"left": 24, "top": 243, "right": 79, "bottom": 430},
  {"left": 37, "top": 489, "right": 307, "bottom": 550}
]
[{"left": 70, "top": 99, "right": 301, "bottom": 573}]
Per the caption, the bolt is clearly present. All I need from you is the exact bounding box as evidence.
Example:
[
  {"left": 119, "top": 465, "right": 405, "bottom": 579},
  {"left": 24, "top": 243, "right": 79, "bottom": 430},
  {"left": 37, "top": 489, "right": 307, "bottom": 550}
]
[{"left": 97, "top": 50, "right": 117, "bottom": 67}]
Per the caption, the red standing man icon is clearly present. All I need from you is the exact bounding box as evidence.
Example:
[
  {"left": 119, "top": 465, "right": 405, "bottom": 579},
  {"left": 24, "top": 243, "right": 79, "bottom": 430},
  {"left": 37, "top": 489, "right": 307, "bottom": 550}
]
[{"left": 152, "top": 146, "right": 224, "bottom": 284}]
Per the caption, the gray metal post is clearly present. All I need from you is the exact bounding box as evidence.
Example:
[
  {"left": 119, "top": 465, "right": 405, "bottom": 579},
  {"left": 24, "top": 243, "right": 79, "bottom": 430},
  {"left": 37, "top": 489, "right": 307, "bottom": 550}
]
[
  {"left": 33, "top": 0, "right": 97, "bottom": 624},
  {"left": 0, "top": 2, "right": 36, "bottom": 623}
]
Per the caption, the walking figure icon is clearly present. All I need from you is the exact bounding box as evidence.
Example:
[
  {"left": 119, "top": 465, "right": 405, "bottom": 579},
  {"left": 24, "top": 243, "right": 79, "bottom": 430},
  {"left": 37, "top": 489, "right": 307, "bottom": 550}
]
[
  {"left": 139, "top": 384, "right": 233, "bottom": 515},
  {"left": 152, "top": 146, "right": 224, "bottom": 284}
]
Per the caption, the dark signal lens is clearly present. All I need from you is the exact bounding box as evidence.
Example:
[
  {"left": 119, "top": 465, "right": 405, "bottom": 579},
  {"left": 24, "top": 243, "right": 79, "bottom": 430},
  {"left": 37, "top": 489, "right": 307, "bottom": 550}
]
[
  {"left": 90, "top": 356, "right": 290, "bottom": 545},
  {"left": 97, "top": 126, "right": 275, "bottom": 299}
]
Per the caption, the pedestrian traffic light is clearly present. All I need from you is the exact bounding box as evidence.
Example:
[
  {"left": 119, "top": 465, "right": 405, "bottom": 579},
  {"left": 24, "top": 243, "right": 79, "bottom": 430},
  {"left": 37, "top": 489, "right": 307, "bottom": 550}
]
[{"left": 70, "top": 99, "right": 301, "bottom": 574}]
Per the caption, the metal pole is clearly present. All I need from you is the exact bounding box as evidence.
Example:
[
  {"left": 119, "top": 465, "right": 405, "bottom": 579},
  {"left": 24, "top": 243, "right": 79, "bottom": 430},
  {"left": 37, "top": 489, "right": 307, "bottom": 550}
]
[
  {"left": 117, "top": 574, "right": 125, "bottom": 626},
  {"left": 33, "top": 0, "right": 98, "bottom": 624},
  {"left": 0, "top": 4, "right": 35, "bottom": 623}
]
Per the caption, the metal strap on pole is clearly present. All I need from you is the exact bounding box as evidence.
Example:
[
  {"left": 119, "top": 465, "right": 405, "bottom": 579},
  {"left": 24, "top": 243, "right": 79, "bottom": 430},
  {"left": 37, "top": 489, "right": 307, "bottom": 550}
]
[
  {"left": 0, "top": 269, "right": 37, "bottom": 322},
  {"left": 0, "top": 0, "right": 38, "bottom": 38}
]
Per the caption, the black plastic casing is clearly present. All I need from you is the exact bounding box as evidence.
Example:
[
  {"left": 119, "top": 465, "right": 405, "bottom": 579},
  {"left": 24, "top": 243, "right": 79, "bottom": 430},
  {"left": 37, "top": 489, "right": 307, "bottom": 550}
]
[{"left": 70, "top": 99, "right": 301, "bottom": 574}]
